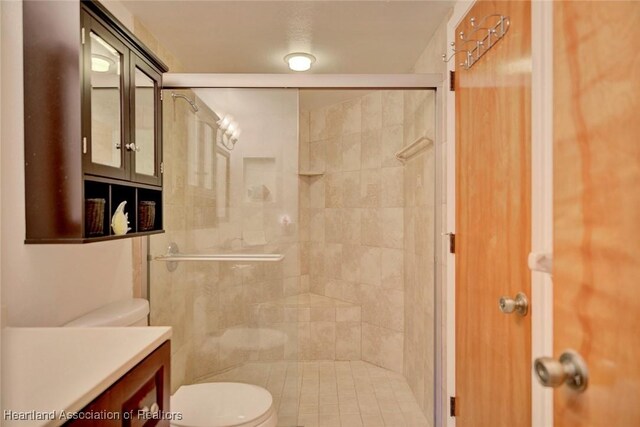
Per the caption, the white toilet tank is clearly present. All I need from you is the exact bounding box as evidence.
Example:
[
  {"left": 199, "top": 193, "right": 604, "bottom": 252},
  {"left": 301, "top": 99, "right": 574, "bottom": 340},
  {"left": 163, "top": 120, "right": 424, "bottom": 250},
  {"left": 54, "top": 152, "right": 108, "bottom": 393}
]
[{"left": 64, "top": 299, "right": 149, "bottom": 327}]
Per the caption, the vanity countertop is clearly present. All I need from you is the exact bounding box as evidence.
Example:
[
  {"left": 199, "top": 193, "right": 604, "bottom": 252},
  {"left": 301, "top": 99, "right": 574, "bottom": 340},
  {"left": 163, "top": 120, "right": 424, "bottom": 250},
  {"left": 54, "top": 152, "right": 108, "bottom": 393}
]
[{"left": 1, "top": 326, "right": 172, "bottom": 426}]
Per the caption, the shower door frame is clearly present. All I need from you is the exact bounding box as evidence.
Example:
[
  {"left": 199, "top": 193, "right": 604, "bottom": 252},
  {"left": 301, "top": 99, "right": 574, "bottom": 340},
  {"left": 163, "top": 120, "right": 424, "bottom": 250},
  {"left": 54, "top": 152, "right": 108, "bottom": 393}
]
[{"left": 160, "top": 73, "right": 447, "bottom": 426}]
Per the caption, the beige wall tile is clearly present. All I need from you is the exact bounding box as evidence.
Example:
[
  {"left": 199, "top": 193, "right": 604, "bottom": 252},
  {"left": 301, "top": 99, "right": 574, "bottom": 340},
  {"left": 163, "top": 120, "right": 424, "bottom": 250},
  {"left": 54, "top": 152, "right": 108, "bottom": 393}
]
[
  {"left": 300, "top": 110, "right": 311, "bottom": 143},
  {"left": 326, "top": 279, "right": 360, "bottom": 304},
  {"left": 310, "top": 275, "right": 326, "bottom": 295},
  {"left": 326, "top": 104, "right": 344, "bottom": 138},
  {"left": 362, "top": 323, "right": 404, "bottom": 373},
  {"left": 360, "top": 169, "right": 380, "bottom": 208},
  {"left": 360, "top": 247, "right": 381, "bottom": 286},
  {"left": 310, "top": 108, "right": 328, "bottom": 141},
  {"left": 342, "top": 133, "right": 362, "bottom": 172},
  {"left": 382, "top": 91, "right": 404, "bottom": 127},
  {"left": 310, "top": 321, "right": 337, "bottom": 360},
  {"left": 381, "top": 248, "right": 404, "bottom": 291},
  {"left": 365, "top": 288, "right": 404, "bottom": 332},
  {"left": 311, "top": 306, "right": 337, "bottom": 322},
  {"left": 300, "top": 111, "right": 311, "bottom": 171},
  {"left": 310, "top": 178, "right": 326, "bottom": 208},
  {"left": 336, "top": 306, "right": 362, "bottom": 322},
  {"left": 310, "top": 140, "right": 326, "bottom": 172},
  {"left": 361, "top": 130, "right": 382, "bottom": 169},
  {"left": 381, "top": 208, "right": 404, "bottom": 249},
  {"left": 343, "top": 98, "right": 362, "bottom": 135},
  {"left": 381, "top": 167, "right": 404, "bottom": 207},
  {"left": 325, "top": 137, "right": 343, "bottom": 172},
  {"left": 336, "top": 322, "right": 362, "bottom": 360},
  {"left": 310, "top": 209, "right": 325, "bottom": 243},
  {"left": 341, "top": 244, "right": 362, "bottom": 283},
  {"left": 343, "top": 171, "right": 361, "bottom": 209},
  {"left": 324, "top": 209, "right": 344, "bottom": 243},
  {"left": 298, "top": 307, "right": 311, "bottom": 322},
  {"left": 362, "top": 92, "right": 382, "bottom": 132},
  {"left": 325, "top": 173, "right": 344, "bottom": 208},
  {"left": 381, "top": 125, "right": 404, "bottom": 168},
  {"left": 343, "top": 209, "right": 362, "bottom": 244},
  {"left": 323, "top": 278, "right": 343, "bottom": 302},
  {"left": 301, "top": 274, "right": 311, "bottom": 293},
  {"left": 323, "top": 243, "right": 343, "bottom": 280},
  {"left": 361, "top": 209, "right": 382, "bottom": 247},
  {"left": 299, "top": 321, "right": 312, "bottom": 360},
  {"left": 310, "top": 243, "right": 325, "bottom": 277}
]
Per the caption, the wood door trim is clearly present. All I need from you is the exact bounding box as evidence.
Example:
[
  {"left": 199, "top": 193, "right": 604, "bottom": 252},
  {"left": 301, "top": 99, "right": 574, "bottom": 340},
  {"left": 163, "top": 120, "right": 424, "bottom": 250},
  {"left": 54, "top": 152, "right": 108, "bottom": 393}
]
[
  {"left": 530, "top": 2, "right": 554, "bottom": 426},
  {"left": 445, "top": 4, "right": 476, "bottom": 426}
]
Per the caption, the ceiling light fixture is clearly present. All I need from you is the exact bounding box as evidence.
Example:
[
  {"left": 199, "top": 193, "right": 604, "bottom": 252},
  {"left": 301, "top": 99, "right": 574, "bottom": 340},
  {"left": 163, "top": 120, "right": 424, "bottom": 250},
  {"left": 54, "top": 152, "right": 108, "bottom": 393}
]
[
  {"left": 284, "top": 52, "right": 316, "bottom": 72},
  {"left": 91, "top": 56, "right": 111, "bottom": 73}
]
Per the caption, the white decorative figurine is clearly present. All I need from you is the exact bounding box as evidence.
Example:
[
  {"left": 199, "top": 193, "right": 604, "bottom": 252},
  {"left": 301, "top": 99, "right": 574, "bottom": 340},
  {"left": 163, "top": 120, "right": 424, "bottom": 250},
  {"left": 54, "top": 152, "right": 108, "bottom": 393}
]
[{"left": 111, "top": 201, "right": 131, "bottom": 235}]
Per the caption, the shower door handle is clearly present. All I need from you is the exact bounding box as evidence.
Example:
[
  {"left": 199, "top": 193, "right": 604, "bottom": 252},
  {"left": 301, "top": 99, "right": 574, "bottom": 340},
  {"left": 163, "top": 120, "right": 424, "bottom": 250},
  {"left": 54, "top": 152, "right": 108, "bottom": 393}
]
[{"left": 498, "top": 292, "right": 528, "bottom": 316}]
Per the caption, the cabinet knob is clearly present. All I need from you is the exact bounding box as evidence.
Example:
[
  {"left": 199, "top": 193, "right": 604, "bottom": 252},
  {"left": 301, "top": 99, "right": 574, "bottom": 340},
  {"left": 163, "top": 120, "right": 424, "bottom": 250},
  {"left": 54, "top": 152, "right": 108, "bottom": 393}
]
[{"left": 125, "top": 143, "right": 141, "bottom": 152}]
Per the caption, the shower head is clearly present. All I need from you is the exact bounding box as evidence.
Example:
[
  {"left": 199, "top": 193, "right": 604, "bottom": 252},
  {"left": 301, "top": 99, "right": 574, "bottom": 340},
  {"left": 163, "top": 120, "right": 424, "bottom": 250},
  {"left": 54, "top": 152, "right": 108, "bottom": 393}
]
[{"left": 170, "top": 92, "right": 199, "bottom": 112}]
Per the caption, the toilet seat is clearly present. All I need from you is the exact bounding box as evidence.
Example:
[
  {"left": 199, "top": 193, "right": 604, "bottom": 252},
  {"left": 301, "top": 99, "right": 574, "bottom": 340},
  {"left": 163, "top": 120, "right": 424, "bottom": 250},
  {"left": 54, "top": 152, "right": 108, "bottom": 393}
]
[{"left": 170, "top": 382, "right": 277, "bottom": 427}]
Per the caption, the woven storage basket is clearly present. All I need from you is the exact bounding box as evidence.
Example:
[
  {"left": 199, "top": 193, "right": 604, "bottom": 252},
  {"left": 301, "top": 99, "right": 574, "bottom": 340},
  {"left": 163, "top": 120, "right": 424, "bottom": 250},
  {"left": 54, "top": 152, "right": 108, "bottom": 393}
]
[
  {"left": 138, "top": 201, "right": 156, "bottom": 231},
  {"left": 85, "top": 198, "right": 105, "bottom": 236}
]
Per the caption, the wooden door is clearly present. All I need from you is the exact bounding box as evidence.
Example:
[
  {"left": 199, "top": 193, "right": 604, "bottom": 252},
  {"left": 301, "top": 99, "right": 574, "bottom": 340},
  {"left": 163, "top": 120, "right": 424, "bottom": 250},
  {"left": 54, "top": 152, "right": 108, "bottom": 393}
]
[
  {"left": 455, "top": 1, "right": 531, "bottom": 426},
  {"left": 553, "top": 2, "right": 640, "bottom": 426}
]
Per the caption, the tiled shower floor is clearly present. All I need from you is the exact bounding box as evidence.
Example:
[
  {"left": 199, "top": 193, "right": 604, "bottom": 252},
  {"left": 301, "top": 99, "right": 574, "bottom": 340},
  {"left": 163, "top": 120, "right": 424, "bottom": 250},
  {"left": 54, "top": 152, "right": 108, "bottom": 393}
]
[{"left": 199, "top": 360, "right": 430, "bottom": 427}]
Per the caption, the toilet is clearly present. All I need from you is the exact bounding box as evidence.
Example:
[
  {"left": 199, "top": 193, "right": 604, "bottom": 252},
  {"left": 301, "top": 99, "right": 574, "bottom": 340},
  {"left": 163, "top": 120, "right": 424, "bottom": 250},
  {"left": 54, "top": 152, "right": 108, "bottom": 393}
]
[{"left": 65, "top": 298, "right": 278, "bottom": 427}]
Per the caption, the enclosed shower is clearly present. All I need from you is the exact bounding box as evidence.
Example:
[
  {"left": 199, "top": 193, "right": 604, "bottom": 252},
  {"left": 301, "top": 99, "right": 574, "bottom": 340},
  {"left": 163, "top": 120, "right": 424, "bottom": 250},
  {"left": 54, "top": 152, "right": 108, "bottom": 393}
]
[{"left": 149, "top": 85, "right": 439, "bottom": 427}]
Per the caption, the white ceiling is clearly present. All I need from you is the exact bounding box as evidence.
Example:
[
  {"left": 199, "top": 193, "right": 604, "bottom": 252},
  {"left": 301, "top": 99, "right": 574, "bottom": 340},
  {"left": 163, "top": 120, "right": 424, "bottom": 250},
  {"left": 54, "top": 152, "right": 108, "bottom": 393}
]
[{"left": 121, "top": 1, "right": 453, "bottom": 74}]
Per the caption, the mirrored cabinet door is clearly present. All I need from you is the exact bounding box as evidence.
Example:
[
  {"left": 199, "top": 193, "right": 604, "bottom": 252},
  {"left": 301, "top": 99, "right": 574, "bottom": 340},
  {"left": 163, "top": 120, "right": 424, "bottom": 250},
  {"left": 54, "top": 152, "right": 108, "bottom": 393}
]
[
  {"left": 82, "top": 13, "right": 129, "bottom": 180},
  {"left": 131, "top": 55, "right": 162, "bottom": 186}
]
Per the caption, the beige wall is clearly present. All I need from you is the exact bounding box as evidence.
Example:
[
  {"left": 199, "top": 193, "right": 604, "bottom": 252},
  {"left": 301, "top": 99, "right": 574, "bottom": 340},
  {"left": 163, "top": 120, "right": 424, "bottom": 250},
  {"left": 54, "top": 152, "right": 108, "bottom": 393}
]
[{"left": 0, "top": 0, "right": 137, "bottom": 327}]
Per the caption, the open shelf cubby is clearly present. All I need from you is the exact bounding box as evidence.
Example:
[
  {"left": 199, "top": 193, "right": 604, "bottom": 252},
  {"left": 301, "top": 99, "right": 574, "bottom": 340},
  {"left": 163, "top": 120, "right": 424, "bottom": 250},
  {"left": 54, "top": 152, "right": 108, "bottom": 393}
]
[{"left": 82, "top": 178, "right": 164, "bottom": 242}]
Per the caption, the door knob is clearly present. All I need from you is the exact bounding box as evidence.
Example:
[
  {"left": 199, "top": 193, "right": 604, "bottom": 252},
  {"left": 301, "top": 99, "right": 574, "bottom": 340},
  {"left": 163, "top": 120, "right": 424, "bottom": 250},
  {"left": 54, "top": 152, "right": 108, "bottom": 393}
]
[
  {"left": 499, "top": 292, "right": 528, "bottom": 316},
  {"left": 534, "top": 350, "right": 589, "bottom": 392}
]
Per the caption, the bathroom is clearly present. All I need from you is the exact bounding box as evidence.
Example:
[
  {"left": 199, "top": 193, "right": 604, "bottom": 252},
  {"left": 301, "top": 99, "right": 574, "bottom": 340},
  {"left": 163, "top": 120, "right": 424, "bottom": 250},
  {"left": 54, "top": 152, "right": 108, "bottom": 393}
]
[{"left": 1, "top": 1, "right": 639, "bottom": 427}]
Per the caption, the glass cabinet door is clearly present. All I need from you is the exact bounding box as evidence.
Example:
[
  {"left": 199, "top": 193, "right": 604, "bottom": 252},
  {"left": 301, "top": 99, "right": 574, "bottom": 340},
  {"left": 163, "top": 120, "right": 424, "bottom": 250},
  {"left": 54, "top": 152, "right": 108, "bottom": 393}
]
[
  {"left": 82, "top": 13, "right": 129, "bottom": 180},
  {"left": 131, "top": 55, "right": 162, "bottom": 186}
]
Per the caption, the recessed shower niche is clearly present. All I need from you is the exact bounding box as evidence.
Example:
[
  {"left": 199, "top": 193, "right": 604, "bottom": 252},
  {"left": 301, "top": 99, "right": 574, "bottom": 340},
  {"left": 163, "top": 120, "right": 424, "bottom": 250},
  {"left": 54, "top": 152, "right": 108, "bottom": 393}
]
[{"left": 243, "top": 157, "right": 277, "bottom": 203}]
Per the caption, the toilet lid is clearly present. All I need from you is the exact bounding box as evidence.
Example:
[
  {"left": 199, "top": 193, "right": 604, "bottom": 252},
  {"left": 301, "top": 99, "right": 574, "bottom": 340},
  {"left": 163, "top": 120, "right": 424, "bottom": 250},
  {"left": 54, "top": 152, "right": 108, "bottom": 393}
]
[{"left": 171, "top": 382, "right": 274, "bottom": 427}]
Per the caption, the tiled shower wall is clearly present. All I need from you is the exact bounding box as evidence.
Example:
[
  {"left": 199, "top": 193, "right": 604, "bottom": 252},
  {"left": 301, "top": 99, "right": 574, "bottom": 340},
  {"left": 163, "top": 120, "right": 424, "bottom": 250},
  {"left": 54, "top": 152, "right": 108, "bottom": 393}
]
[
  {"left": 403, "top": 11, "right": 450, "bottom": 418},
  {"left": 299, "top": 91, "right": 410, "bottom": 373},
  {"left": 402, "top": 90, "right": 436, "bottom": 418}
]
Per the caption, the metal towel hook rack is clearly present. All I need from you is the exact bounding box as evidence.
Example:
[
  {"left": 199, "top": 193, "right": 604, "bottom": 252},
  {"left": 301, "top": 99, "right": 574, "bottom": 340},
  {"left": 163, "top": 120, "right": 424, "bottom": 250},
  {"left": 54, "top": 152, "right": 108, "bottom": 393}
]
[
  {"left": 441, "top": 44, "right": 472, "bottom": 67},
  {"left": 443, "top": 13, "right": 511, "bottom": 70}
]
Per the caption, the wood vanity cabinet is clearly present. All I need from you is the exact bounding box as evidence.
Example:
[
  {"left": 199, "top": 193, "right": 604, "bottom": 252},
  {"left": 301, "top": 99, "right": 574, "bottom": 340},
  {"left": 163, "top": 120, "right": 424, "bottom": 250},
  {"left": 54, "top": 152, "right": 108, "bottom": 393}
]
[
  {"left": 65, "top": 341, "right": 171, "bottom": 427},
  {"left": 23, "top": 0, "right": 168, "bottom": 243}
]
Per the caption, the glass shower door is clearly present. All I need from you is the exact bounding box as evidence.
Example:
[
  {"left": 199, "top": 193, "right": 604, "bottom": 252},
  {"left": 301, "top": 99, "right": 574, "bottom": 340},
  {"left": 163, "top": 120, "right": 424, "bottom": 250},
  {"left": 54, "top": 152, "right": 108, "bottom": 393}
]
[{"left": 149, "top": 88, "right": 301, "bottom": 424}]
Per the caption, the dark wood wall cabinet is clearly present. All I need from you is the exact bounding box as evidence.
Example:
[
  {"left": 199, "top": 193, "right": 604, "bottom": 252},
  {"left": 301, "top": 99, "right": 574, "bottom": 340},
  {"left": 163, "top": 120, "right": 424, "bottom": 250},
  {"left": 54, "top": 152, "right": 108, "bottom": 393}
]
[
  {"left": 65, "top": 341, "right": 171, "bottom": 426},
  {"left": 23, "top": 0, "right": 168, "bottom": 243}
]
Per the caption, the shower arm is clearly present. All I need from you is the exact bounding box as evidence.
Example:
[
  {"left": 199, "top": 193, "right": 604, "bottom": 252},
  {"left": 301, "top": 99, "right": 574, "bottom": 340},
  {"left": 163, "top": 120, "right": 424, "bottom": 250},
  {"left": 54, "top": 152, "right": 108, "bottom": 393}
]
[{"left": 170, "top": 92, "right": 199, "bottom": 112}]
